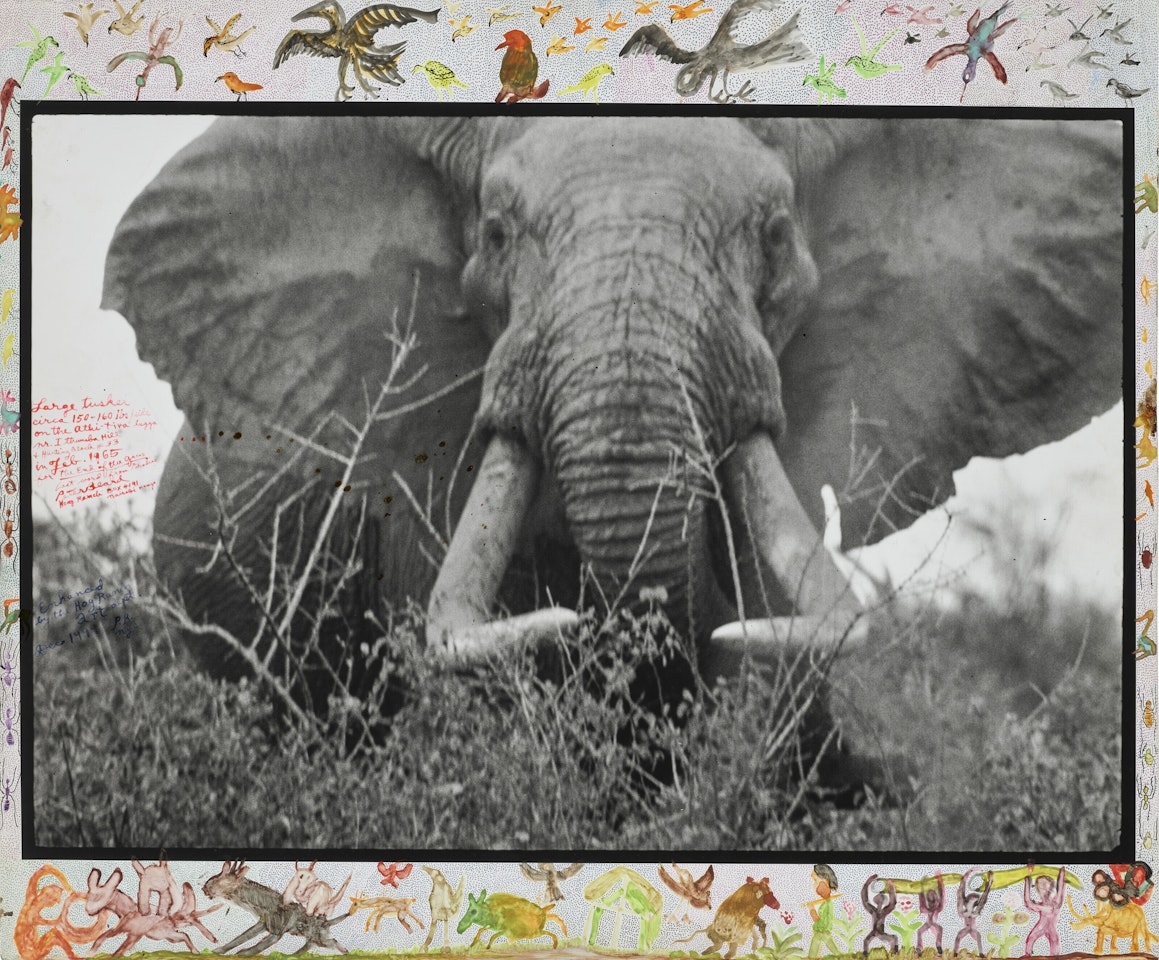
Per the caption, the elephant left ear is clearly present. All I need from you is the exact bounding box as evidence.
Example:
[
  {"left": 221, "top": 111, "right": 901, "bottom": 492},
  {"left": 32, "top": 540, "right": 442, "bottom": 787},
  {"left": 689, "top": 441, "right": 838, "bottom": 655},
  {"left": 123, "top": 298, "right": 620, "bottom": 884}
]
[{"left": 757, "top": 118, "right": 1124, "bottom": 545}]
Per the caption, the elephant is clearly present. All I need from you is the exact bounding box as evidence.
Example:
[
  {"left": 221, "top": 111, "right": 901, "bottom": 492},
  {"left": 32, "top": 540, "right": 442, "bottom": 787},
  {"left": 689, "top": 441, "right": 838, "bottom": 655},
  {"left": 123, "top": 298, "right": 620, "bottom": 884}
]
[{"left": 102, "top": 115, "right": 1123, "bottom": 713}]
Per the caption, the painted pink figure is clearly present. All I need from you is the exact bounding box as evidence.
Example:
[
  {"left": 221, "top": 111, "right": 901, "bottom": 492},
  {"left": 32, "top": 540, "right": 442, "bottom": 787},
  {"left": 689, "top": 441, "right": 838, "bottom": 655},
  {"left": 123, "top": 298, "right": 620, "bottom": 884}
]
[{"left": 1023, "top": 866, "right": 1066, "bottom": 956}]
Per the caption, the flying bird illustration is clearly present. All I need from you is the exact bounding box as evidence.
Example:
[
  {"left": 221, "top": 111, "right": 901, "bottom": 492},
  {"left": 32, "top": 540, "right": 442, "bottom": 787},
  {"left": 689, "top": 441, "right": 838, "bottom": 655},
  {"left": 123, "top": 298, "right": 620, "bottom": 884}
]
[
  {"left": 412, "top": 59, "right": 468, "bottom": 97},
  {"left": 636, "top": 0, "right": 659, "bottom": 13},
  {"left": 933, "top": 25, "right": 948, "bottom": 36},
  {"left": 1065, "top": 15, "right": 1091, "bottom": 39},
  {"left": 803, "top": 54, "right": 846, "bottom": 100},
  {"left": 1106, "top": 77, "right": 1148, "bottom": 99},
  {"left": 881, "top": 4, "right": 903, "bottom": 15},
  {"left": 1023, "top": 50, "right": 1053, "bottom": 69},
  {"left": 658, "top": 864, "right": 715, "bottom": 924},
  {"left": 546, "top": 34, "right": 576, "bottom": 53},
  {"left": 108, "top": 0, "right": 146, "bottom": 35},
  {"left": 906, "top": 5, "right": 942, "bottom": 23},
  {"left": 845, "top": 16, "right": 901, "bottom": 78},
  {"left": 619, "top": 0, "right": 813, "bottom": 102},
  {"left": 559, "top": 61, "right": 614, "bottom": 99},
  {"left": 17, "top": 26, "right": 60, "bottom": 85},
  {"left": 605, "top": 10, "right": 630, "bottom": 28},
  {"left": 449, "top": 14, "right": 476, "bottom": 39},
  {"left": 669, "top": 0, "right": 713, "bottom": 19},
  {"left": 1099, "top": 17, "right": 1131, "bottom": 42},
  {"left": 377, "top": 862, "right": 414, "bottom": 888},
  {"left": 574, "top": 16, "right": 593, "bottom": 31},
  {"left": 520, "top": 864, "right": 584, "bottom": 904},
  {"left": 64, "top": 3, "right": 111, "bottom": 45},
  {"left": 904, "top": 29, "right": 920, "bottom": 41},
  {"left": 496, "top": 29, "right": 550, "bottom": 101},
  {"left": 216, "top": 71, "right": 262, "bottom": 98},
  {"left": 273, "top": 1, "right": 439, "bottom": 101},
  {"left": 946, "top": 2, "right": 965, "bottom": 13},
  {"left": 1039, "top": 78, "right": 1077, "bottom": 100},
  {"left": 923, "top": 1, "right": 1015, "bottom": 101},
  {"left": 39, "top": 51, "right": 70, "bottom": 98},
  {"left": 204, "top": 14, "right": 256, "bottom": 56},
  {"left": 586, "top": 34, "right": 609, "bottom": 50},
  {"left": 1066, "top": 41, "right": 1109, "bottom": 69},
  {"left": 1120, "top": 52, "right": 1139, "bottom": 65},
  {"left": 533, "top": 0, "right": 562, "bottom": 24},
  {"left": 487, "top": 5, "right": 520, "bottom": 24},
  {"left": 0, "top": 291, "right": 13, "bottom": 325}
]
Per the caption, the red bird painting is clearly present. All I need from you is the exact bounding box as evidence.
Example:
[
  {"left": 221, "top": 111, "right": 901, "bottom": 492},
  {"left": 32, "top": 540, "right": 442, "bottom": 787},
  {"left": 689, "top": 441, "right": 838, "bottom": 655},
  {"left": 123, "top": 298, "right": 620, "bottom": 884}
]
[
  {"left": 495, "top": 29, "right": 550, "bottom": 102},
  {"left": 0, "top": 80, "right": 19, "bottom": 132},
  {"left": 377, "top": 861, "right": 413, "bottom": 888}
]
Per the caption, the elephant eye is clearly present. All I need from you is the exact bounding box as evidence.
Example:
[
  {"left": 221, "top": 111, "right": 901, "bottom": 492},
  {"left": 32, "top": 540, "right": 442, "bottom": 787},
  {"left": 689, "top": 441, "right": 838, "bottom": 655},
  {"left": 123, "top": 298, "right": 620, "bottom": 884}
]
[{"left": 482, "top": 215, "right": 509, "bottom": 253}]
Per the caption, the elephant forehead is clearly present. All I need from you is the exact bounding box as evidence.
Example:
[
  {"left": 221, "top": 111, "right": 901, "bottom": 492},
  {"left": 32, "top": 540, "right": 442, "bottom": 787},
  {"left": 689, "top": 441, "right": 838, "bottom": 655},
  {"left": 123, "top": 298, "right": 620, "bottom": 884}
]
[{"left": 494, "top": 116, "right": 792, "bottom": 209}]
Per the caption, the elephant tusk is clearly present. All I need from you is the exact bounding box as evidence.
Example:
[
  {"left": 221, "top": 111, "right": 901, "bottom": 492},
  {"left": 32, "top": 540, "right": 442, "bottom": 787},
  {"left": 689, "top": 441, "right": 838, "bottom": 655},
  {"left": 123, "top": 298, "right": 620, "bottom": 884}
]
[
  {"left": 709, "top": 614, "right": 870, "bottom": 654},
  {"left": 427, "top": 433, "right": 573, "bottom": 659},
  {"left": 433, "top": 607, "right": 580, "bottom": 665},
  {"left": 722, "top": 432, "right": 867, "bottom": 639}
]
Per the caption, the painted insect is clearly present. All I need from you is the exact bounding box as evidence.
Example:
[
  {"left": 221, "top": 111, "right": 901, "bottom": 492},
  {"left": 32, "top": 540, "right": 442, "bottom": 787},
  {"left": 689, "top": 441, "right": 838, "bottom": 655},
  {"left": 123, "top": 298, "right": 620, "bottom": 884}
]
[{"left": 3, "top": 445, "right": 15, "bottom": 495}]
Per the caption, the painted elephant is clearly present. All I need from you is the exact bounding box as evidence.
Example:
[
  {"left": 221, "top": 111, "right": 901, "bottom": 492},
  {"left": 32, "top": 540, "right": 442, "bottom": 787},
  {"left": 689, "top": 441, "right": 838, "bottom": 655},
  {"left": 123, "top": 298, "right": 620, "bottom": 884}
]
[{"left": 102, "top": 115, "right": 1122, "bottom": 703}]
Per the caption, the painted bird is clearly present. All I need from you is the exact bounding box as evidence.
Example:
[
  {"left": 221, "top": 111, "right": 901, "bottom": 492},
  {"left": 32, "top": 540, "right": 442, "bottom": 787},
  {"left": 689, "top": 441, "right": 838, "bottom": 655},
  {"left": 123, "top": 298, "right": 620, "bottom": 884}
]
[
  {"left": 923, "top": 1, "right": 1016, "bottom": 101},
  {"left": 377, "top": 862, "right": 413, "bottom": 888},
  {"left": 881, "top": 4, "right": 904, "bottom": 15},
  {"left": 204, "top": 14, "right": 256, "bottom": 56},
  {"left": 108, "top": 0, "right": 146, "bottom": 35},
  {"left": 17, "top": 26, "right": 60, "bottom": 85},
  {"left": 586, "top": 35, "right": 608, "bottom": 50},
  {"left": 658, "top": 864, "right": 715, "bottom": 924},
  {"left": 546, "top": 35, "right": 576, "bottom": 53},
  {"left": 64, "top": 3, "right": 111, "bottom": 45},
  {"left": 1039, "top": 78, "right": 1077, "bottom": 100},
  {"left": 449, "top": 14, "right": 476, "bottom": 39},
  {"left": 533, "top": 0, "right": 562, "bottom": 25},
  {"left": 274, "top": 1, "right": 440, "bottom": 101},
  {"left": 558, "top": 61, "right": 613, "bottom": 99},
  {"left": 946, "top": 2, "right": 965, "bottom": 13},
  {"left": 0, "top": 291, "right": 13, "bottom": 326},
  {"left": 496, "top": 29, "right": 550, "bottom": 101},
  {"left": 1067, "top": 42, "right": 1109, "bottom": 69},
  {"left": 620, "top": 0, "right": 813, "bottom": 102},
  {"left": 803, "top": 53, "right": 846, "bottom": 100},
  {"left": 669, "top": 0, "right": 712, "bottom": 20},
  {"left": 412, "top": 59, "right": 468, "bottom": 97},
  {"left": 605, "top": 10, "right": 629, "bottom": 29},
  {"left": 574, "top": 16, "right": 593, "bottom": 32},
  {"left": 216, "top": 71, "right": 263, "bottom": 98},
  {"left": 636, "top": 0, "right": 658, "bottom": 13},
  {"left": 520, "top": 864, "right": 584, "bottom": 904},
  {"left": 1043, "top": 1, "right": 1068, "bottom": 13},
  {"left": 1095, "top": 1, "right": 1113, "bottom": 15},
  {"left": 1106, "top": 77, "right": 1148, "bottom": 99},
  {"left": 486, "top": 5, "right": 520, "bottom": 24},
  {"left": 0, "top": 81, "right": 19, "bottom": 132},
  {"left": 40, "top": 51, "right": 70, "bottom": 98},
  {"left": 67, "top": 70, "right": 104, "bottom": 99},
  {"left": 906, "top": 5, "right": 942, "bottom": 22},
  {"left": 845, "top": 16, "right": 901, "bottom": 78},
  {"left": 1065, "top": 15, "right": 1091, "bottom": 40},
  {"left": 1100, "top": 17, "right": 1131, "bottom": 42},
  {"left": 1023, "top": 50, "right": 1053, "bottom": 69}
]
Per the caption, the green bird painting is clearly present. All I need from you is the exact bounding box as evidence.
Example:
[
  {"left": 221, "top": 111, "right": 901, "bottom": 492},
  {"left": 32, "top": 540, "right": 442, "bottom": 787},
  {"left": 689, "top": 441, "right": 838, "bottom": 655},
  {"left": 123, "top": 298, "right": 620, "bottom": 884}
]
[
  {"left": 558, "top": 62, "right": 613, "bottom": 102},
  {"left": 68, "top": 71, "right": 105, "bottom": 99},
  {"left": 803, "top": 54, "right": 846, "bottom": 101},
  {"left": 412, "top": 59, "right": 468, "bottom": 98},
  {"left": 17, "top": 25, "right": 60, "bottom": 85},
  {"left": 40, "top": 51, "right": 70, "bottom": 98},
  {"left": 846, "top": 16, "right": 902, "bottom": 78}
]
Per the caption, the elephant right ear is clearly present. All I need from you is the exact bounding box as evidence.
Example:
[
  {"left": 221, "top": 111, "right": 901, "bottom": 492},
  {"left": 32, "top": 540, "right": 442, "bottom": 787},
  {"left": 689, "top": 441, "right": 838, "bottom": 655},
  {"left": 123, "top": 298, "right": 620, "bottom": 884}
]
[{"left": 101, "top": 116, "right": 475, "bottom": 435}]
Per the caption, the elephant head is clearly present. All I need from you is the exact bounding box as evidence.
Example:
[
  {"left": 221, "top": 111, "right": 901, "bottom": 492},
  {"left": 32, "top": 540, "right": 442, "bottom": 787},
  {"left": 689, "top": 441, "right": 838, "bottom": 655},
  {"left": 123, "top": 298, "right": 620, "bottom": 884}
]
[{"left": 102, "top": 115, "right": 1122, "bottom": 693}]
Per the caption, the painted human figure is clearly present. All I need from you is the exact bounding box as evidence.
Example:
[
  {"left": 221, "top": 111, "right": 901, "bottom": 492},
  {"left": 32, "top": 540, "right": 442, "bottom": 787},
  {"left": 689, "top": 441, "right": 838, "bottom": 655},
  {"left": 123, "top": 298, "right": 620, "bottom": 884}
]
[
  {"left": 916, "top": 872, "right": 945, "bottom": 953},
  {"left": 861, "top": 875, "right": 898, "bottom": 954},
  {"left": 954, "top": 868, "right": 994, "bottom": 953},
  {"left": 1023, "top": 865, "right": 1066, "bottom": 956},
  {"left": 808, "top": 864, "right": 841, "bottom": 958}
]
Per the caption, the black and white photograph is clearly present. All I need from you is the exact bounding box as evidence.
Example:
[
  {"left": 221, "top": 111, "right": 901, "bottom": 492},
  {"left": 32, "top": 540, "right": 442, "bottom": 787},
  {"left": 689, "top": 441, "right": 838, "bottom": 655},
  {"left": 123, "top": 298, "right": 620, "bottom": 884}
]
[{"left": 28, "top": 111, "right": 1128, "bottom": 852}]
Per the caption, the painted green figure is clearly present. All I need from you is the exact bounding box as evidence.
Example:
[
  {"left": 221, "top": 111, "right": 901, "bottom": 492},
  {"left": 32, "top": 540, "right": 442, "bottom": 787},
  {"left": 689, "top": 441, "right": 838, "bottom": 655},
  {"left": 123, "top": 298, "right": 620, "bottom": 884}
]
[
  {"left": 412, "top": 60, "right": 469, "bottom": 99},
  {"left": 808, "top": 865, "right": 841, "bottom": 958},
  {"left": 803, "top": 56, "right": 846, "bottom": 103},
  {"left": 40, "top": 51, "right": 70, "bottom": 98},
  {"left": 1136, "top": 175, "right": 1157, "bottom": 215},
  {"left": 457, "top": 891, "right": 568, "bottom": 949},
  {"left": 559, "top": 63, "right": 614, "bottom": 103},
  {"left": 67, "top": 71, "right": 104, "bottom": 99},
  {"left": 17, "top": 25, "right": 60, "bottom": 84},
  {"left": 845, "top": 17, "right": 902, "bottom": 78}
]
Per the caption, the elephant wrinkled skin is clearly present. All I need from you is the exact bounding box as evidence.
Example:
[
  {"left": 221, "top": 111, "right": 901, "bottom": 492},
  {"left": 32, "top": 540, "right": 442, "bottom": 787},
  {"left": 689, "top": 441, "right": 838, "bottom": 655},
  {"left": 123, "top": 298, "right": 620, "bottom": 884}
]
[{"left": 102, "top": 115, "right": 1123, "bottom": 704}]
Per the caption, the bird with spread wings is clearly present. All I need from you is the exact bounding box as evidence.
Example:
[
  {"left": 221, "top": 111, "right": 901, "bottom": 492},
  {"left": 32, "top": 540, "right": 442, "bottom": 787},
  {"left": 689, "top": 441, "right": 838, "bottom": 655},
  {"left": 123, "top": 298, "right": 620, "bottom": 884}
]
[
  {"left": 618, "top": 0, "right": 812, "bottom": 102},
  {"left": 273, "top": 0, "right": 439, "bottom": 101},
  {"left": 519, "top": 863, "right": 584, "bottom": 904},
  {"left": 657, "top": 863, "right": 715, "bottom": 924}
]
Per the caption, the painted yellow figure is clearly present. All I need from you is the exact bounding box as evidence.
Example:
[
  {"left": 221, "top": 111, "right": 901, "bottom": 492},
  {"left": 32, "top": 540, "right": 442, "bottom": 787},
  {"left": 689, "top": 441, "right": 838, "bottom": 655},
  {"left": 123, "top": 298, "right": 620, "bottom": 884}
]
[
  {"left": 412, "top": 60, "right": 469, "bottom": 98},
  {"left": 559, "top": 62, "right": 613, "bottom": 101}
]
